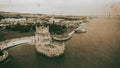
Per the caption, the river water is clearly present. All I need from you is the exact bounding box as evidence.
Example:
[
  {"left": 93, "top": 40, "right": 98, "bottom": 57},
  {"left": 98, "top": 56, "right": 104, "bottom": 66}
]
[{"left": 0, "top": 17, "right": 120, "bottom": 68}]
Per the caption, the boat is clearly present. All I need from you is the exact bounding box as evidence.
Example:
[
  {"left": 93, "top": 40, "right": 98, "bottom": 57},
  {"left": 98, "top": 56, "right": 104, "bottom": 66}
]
[{"left": 75, "top": 29, "right": 86, "bottom": 33}]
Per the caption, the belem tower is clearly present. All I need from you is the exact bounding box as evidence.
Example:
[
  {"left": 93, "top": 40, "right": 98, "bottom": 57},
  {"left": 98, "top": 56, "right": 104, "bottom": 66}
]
[{"left": 35, "top": 26, "right": 65, "bottom": 57}]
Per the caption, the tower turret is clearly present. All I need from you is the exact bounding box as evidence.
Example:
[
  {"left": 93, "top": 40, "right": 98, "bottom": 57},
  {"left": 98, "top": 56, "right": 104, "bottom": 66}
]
[{"left": 35, "top": 26, "right": 51, "bottom": 46}]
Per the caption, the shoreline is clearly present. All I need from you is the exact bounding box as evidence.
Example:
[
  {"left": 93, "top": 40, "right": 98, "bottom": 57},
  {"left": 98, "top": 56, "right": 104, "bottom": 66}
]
[
  {"left": 0, "top": 50, "right": 8, "bottom": 62},
  {"left": 0, "top": 36, "right": 35, "bottom": 50},
  {"left": 52, "top": 22, "right": 87, "bottom": 41}
]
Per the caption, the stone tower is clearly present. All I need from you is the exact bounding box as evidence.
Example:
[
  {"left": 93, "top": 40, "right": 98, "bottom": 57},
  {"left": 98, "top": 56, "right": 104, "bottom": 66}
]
[
  {"left": 35, "top": 26, "right": 51, "bottom": 52},
  {"left": 35, "top": 26, "right": 65, "bottom": 57}
]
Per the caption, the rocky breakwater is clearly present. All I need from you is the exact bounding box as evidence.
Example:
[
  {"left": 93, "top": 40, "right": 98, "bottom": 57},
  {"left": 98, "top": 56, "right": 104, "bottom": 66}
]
[
  {"left": 0, "top": 50, "right": 8, "bottom": 62},
  {"left": 36, "top": 42, "right": 65, "bottom": 57}
]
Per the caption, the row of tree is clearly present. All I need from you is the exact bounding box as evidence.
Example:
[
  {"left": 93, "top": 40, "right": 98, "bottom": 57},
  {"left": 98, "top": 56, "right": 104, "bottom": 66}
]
[
  {"left": 0, "top": 15, "right": 5, "bottom": 21},
  {"left": 3, "top": 22, "right": 67, "bottom": 34},
  {"left": 5, "top": 23, "right": 35, "bottom": 32},
  {"left": 49, "top": 24, "right": 67, "bottom": 35}
]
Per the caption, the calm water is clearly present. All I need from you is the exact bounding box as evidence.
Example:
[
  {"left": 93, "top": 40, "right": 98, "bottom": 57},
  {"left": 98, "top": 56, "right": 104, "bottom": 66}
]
[{"left": 0, "top": 17, "right": 120, "bottom": 68}]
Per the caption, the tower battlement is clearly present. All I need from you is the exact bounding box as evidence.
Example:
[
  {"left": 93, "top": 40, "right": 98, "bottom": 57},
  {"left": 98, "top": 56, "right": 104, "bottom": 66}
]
[{"left": 36, "top": 26, "right": 49, "bottom": 34}]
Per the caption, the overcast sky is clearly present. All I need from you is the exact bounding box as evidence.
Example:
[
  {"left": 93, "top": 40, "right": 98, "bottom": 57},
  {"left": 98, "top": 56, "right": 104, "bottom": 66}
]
[{"left": 0, "top": 0, "right": 120, "bottom": 15}]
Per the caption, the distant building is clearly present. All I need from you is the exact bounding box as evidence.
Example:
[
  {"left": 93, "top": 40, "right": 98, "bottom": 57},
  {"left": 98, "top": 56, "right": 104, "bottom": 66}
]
[
  {"left": 49, "top": 17, "right": 64, "bottom": 24},
  {"left": 48, "top": 17, "right": 83, "bottom": 28},
  {"left": 0, "top": 18, "right": 26, "bottom": 25}
]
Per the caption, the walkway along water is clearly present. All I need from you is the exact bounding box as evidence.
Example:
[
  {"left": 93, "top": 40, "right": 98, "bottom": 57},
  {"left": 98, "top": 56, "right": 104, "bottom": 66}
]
[
  {"left": 0, "top": 36, "right": 35, "bottom": 50},
  {"left": 52, "top": 31, "right": 75, "bottom": 41}
]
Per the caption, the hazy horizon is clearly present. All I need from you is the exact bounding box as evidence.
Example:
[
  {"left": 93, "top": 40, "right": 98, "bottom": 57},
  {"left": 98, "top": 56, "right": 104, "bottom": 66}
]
[{"left": 0, "top": 0, "right": 120, "bottom": 16}]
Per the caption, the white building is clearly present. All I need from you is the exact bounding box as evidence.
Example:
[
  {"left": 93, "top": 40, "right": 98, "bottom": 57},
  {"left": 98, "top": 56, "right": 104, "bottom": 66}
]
[
  {"left": 0, "top": 18, "right": 26, "bottom": 25},
  {"left": 49, "top": 17, "right": 64, "bottom": 24}
]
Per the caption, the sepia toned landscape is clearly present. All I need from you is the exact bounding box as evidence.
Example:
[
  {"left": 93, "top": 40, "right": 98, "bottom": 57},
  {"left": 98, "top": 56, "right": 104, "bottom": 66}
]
[{"left": 0, "top": 0, "right": 120, "bottom": 68}]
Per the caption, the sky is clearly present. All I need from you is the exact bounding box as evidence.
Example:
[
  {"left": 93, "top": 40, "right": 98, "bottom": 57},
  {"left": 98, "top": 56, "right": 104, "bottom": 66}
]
[{"left": 0, "top": 0, "right": 120, "bottom": 16}]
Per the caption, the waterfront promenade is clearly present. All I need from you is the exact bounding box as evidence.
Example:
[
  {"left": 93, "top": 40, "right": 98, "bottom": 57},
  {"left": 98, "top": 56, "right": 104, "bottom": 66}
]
[{"left": 0, "top": 36, "right": 35, "bottom": 50}]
